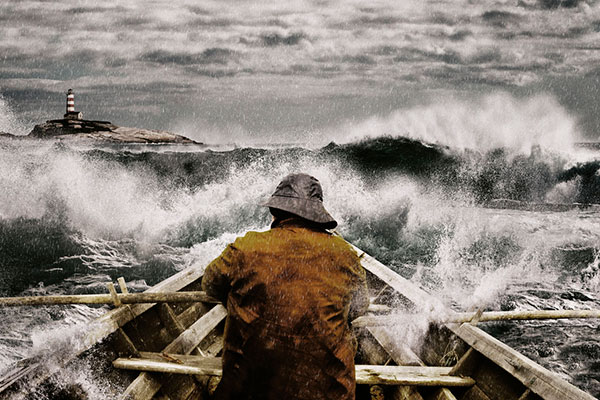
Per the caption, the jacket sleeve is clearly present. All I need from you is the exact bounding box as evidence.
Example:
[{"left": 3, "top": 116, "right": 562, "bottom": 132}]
[
  {"left": 348, "top": 259, "right": 370, "bottom": 322},
  {"left": 202, "top": 242, "right": 241, "bottom": 305}
]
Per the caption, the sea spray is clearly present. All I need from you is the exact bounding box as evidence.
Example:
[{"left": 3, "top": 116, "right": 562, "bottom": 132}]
[
  {"left": 0, "top": 303, "right": 106, "bottom": 372},
  {"left": 0, "top": 95, "right": 28, "bottom": 136},
  {"left": 19, "top": 306, "right": 129, "bottom": 399},
  {"left": 335, "top": 93, "right": 579, "bottom": 154},
  {"left": 581, "top": 249, "right": 600, "bottom": 292},
  {"left": 0, "top": 129, "right": 599, "bottom": 395}
]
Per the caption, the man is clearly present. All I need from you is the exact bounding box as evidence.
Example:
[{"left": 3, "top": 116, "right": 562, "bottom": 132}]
[{"left": 202, "top": 173, "right": 369, "bottom": 400}]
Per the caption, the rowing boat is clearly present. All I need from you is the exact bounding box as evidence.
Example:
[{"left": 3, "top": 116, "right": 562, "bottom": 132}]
[{"left": 0, "top": 243, "right": 595, "bottom": 400}]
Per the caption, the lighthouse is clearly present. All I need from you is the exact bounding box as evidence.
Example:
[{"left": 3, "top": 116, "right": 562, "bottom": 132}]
[{"left": 64, "top": 89, "right": 83, "bottom": 120}]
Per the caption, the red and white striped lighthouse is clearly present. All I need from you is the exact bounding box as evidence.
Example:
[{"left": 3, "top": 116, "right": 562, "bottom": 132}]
[
  {"left": 64, "top": 89, "right": 83, "bottom": 119},
  {"left": 66, "top": 89, "right": 75, "bottom": 113}
]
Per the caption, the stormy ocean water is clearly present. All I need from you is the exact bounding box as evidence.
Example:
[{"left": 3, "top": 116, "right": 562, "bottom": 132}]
[{"left": 1, "top": 92, "right": 600, "bottom": 397}]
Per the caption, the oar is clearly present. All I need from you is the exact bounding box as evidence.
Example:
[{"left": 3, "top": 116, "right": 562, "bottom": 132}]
[
  {"left": 352, "top": 309, "right": 600, "bottom": 328},
  {"left": 0, "top": 290, "right": 219, "bottom": 307}
]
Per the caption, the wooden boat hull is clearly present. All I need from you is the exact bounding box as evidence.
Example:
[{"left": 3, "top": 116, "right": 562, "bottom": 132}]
[{"left": 0, "top": 243, "right": 595, "bottom": 400}]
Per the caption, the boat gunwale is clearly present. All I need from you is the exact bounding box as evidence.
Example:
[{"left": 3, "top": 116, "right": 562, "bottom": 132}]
[
  {"left": 354, "top": 244, "right": 596, "bottom": 400},
  {"left": 1, "top": 243, "right": 596, "bottom": 400},
  {"left": 0, "top": 265, "right": 207, "bottom": 399}
]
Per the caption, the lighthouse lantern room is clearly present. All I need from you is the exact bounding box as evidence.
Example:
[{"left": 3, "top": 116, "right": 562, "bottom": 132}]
[{"left": 64, "top": 89, "right": 83, "bottom": 120}]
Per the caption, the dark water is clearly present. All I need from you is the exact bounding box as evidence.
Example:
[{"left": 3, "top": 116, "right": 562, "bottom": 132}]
[{"left": 0, "top": 136, "right": 599, "bottom": 397}]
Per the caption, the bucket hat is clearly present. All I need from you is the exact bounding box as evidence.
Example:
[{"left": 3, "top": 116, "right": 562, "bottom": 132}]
[{"left": 264, "top": 173, "right": 337, "bottom": 229}]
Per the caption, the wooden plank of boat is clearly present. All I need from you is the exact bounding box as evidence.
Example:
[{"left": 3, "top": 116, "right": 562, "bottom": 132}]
[
  {"left": 0, "top": 241, "right": 596, "bottom": 400},
  {"left": 354, "top": 249, "right": 434, "bottom": 399},
  {"left": 83, "top": 266, "right": 208, "bottom": 351},
  {"left": 355, "top": 243, "right": 467, "bottom": 399},
  {"left": 0, "top": 266, "right": 208, "bottom": 399},
  {"left": 394, "top": 386, "right": 428, "bottom": 400},
  {"left": 365, "top": 327, "right": 429, "bottom": 400},
  {"left": 113, "top": 354, "right": 475, "bottom": 387},
  {"left": 367, "top": 326, "right": 425, "bottom": 366},
  {"left": 350, "top": 243, "right": 447, "bottom": 312},
  {"left": 355, "top": 247, "right": 595, "bottom": 400},
  {"left": 430, "top": 387, "right": 459, "bottom": 400},
  {"left": 121, "top": 303, "right": 227, "bottom": 400},
  {"left": 453, "top": 323, "right": 593, "bottom": 400}
]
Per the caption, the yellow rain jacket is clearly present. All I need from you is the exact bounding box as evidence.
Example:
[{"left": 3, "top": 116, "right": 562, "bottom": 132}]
[{"left": 202, "top": 218, "right": 369, "bottom": 400}]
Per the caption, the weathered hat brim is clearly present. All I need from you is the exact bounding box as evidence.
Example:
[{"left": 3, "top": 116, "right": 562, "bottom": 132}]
[{"left": 263, "top": 195, "right": 337, "bottom": 229}]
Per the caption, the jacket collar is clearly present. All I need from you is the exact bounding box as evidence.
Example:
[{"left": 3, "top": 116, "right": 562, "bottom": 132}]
[{"left": 271, "top": 217, "right": 329, "bottom": 233}]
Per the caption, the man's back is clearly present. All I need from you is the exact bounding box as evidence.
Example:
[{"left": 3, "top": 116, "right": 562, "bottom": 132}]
[{"left": 202, "top": 219, "right": 368, "bottom": 400}]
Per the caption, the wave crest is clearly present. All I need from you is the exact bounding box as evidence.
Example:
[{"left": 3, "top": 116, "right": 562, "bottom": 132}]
[{"left": 336, "top": 93, "right": 578, "bottom": 153}]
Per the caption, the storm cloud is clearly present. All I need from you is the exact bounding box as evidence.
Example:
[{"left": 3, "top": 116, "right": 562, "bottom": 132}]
[{"left": 1, "top": 0, "right": 600, "bottom": 139}]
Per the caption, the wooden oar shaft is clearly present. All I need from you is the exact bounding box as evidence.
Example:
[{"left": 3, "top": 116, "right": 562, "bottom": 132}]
[
  {"left": 0, "top": 291, "right": 219, "bottom": 307},
  {"left": 113, "top": 356, "right": 475, "bottom": 387},
  {"left": 455, "top": 309, "right": 600, "bottom": 323},
  {"left": 353, "top": 309, "right": 600, "bottom": 328}
]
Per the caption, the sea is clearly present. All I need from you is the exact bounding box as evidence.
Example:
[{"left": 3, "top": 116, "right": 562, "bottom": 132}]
[{"left": 0, "top": 107, "right": 599, "bottom": 397}]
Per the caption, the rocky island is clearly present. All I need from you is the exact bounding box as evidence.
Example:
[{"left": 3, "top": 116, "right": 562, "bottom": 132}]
[
  {"left": 29, "top": 118, "right": 198, "bottom": 144},
  {"left": 5, "top": 89, "right": 199, "bottom": 144}
]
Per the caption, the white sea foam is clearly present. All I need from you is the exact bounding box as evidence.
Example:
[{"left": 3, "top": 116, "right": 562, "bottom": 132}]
[
  {"left": 334, "top": 93, "right": 579, "bottom": 154},
  {"left": 1, "top": 135, "right": 599, "bottom": 396}
]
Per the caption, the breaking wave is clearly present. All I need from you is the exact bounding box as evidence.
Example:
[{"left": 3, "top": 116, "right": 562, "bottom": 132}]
[
  {"left": 335, "top": 93, "right": 579, "bottom": 154},
  {"left": 0, "top": 103, "right": 599, "bottom": 394}
]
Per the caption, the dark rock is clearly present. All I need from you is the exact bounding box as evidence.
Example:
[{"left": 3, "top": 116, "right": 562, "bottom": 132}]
[
  {"left": 29, "top": 119, "right": 116, "bottom": 137},
  {"left": 27, "top": 118, "right": 200, "bottom": 144}
]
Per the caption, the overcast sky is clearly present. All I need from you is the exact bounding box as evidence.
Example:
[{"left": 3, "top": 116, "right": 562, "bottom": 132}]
[{"left": 1, "top": 0, "right": 600, "bottom": 143}]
